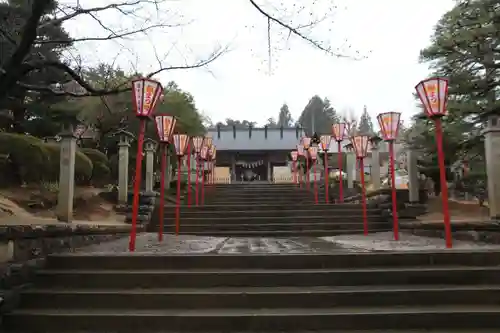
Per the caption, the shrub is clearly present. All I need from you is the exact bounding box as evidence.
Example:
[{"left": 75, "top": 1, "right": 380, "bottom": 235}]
[
  {"left": 0, "top": 133, "right": 51, "bottom": 183},
  {"left": 81, "top": 148, "right": 111, "bottom": 184},
  {"left": 43, "top": 143, "right": 93, "bottom": 184}
]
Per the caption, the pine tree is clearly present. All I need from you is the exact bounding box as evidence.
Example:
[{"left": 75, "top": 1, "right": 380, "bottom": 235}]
[{"left": 357, "top": 105, "right": 374, "bottom": 135}]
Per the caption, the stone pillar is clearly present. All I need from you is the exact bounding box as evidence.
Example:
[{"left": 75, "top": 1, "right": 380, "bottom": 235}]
[
  {"left": 56, "top": 128, "right": 77, "bottom": 222},
  {"left": 144, "top": 139, "right": 157, "bottom": 193},
  {"left": 231, "top": 154, "right": 236, "bottom": 182},
  {"left": 370, "top": 143, "right": 380, "bottom": 190},
  {"left": 267, "top": 157, "right": 272, "bottom": 183},
  {"left": 482, "top": 116, "right": 500, "bottom": 219},
  {"left": 117, "top": 135, "right": 131, "bottom": 205},
  {"left": 407, "top": 148, "right": 420, "bottom": 203},
  {"left": 346, "top": 153, "right": 355, "bottom": 188}
]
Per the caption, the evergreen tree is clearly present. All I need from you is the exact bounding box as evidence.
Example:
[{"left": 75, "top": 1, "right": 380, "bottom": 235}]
[
  {"left": 277, "top": 103, "right": 293, "bottom": 127},
  {"left": 357, "top": 105, "right": 374, "bottom": 135}
]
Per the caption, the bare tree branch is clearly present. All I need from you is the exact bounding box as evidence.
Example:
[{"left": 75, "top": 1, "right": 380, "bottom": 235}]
[{"left": 248, "top": 0, "right": 363, "bottom": 60}]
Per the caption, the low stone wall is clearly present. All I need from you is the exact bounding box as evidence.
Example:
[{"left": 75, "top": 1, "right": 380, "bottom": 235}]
[
  {"left": 123, "top": 191, "right": 158, "bottom": 224},
  {"left": 343, "top": 188, "right": 428, "bottom": 220},
  {"left": 402, "top": 221, "right": 500, "bottom": 244},
  {"left": 0, "top": 223, "right": 141, "bottom": 316}
]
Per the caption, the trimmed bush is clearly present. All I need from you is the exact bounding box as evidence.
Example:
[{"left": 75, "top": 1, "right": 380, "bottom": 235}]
[
  {"left": 0, "top": 133, "right": 95, "bottom": 184},
  {"left": 43, "top": 143, "right": 93, "bottom": 184},
  {"left": 0, "top": 133, "right": 51, "bottom": 183},
  {"left": 81, "top": 148, "right": 111, "bottom": 184}
]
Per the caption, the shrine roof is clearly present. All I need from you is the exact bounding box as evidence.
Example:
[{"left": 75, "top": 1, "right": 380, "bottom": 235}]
[{"left": 207, "top": 126, "right": 304, "bottom": 151}]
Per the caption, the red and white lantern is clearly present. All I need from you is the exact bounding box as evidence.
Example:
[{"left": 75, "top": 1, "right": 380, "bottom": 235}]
[
  {"left": 377, "top": 112, "right": 401, "bottom": 141},
  {"left": 415, "top": 77, "right": 449, "bottom": 118},
  {"left": 301, "top": 137, "right": 311, "bottom": 150},
  {"left": 309, "top": 146, "right": 318, "bottom": 160},
  {"left": 132, "top": 78, "right": 163, "bottom": 118},
  {"left": 320, "top": 135, "right": 331, "bottom": 152},
  {"left": 332, "top": 123, "right": 346, "bottom": 142},
  {"left": 173, "top": 134, "right": 189, "bottom": 156},
  {"left": 155, "top": 115, "right": 176, "bottom": 143},
  {"left": 290, "top": 151, "right": 298, "bottom": 161},
  {"left": 192, "top": 136, "right": 205, "bottom": 154},
  {"left": 351, "top": 135, "right": 370, "bottom": 159}
]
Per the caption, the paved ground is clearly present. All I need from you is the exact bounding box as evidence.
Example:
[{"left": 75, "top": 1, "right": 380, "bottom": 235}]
[{"left": 74, "top": 232, "right": 500, "bottom": 254}]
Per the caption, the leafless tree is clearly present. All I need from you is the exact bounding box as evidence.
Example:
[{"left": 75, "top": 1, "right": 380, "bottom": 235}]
[{"left": 0, "top": 0, "right": 361, "bottom": 101}]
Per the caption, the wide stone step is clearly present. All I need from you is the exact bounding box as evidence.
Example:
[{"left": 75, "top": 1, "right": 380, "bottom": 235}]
[
  {"left": 166, "top": 216, "right": 385, "bottom": 225},
  {"left": 33, "top": 266, "right": 500, "bottom": 289},
  {"left": 19, "top": 286, "right": 500, "bottom": 310},
  {"left": 166, "top": 203, "right": 367, "bottom": 211},
  {"left": 204, "top": 198, "right": 316, "bottom": 204},
  {"left": 5, "top": 306, "right": 500, "bottom": 331},
  {"left": 165, "top": 222, "right": 388, "bottom": 232},
  {"left": 46, "top": 252, "right": 500, "bottom": 270},
  {"left": 170, "top": 229, "right": 391, "bottom": 237},
  {"left": 162, "top": 209, "right": 381, "bottom": 218}
]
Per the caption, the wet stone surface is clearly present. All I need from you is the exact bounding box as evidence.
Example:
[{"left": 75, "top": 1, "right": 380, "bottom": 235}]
[
  {"left": 74, "top": 233, "right": 355, "bottom": 254},
  {"left": 71, "top": 231, "right": 500, "bottom": 255}
]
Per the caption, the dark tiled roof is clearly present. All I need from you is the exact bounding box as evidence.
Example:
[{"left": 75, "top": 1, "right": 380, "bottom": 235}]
[{"left": 207, "top": 127, "right": 304, "bottom": 151}]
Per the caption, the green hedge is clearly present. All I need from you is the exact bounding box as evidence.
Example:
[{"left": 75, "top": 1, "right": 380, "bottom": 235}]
[
  {"left": 81, "top": 148, "right": 111, "bottom": 183},
  {"left": 0, "top": 133, "right": 93, "bottom": 185}
]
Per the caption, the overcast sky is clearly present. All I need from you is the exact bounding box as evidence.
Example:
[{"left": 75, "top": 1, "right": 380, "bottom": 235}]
[{"left": 66, "top": 0, "right": 455, "bottom": 126}]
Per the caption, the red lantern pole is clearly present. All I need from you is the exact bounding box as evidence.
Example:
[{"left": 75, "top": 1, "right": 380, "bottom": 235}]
[
  {"left": 313, "top": 159, "right": 318, "bottom": 204},
  {"left": 201, "top": 161, "right": 205, "bottom": 205},
  {"left": 129, "top": 119, "right": 146, "bottom": 251},
  {"left": 195, "top": 156, "right": 200, "bottom": 205},
  {"left": 388, "top": 141, "right": 399, "bottom": 240},
  {"left": 154, "top": 114, "right": 176, "bottom": 242},
  {"left": 337, "top": 141, "right": 343, "bottom": 203},
  {"left": 306, "top": 158, "right": 310, "bottom": 189},
  {"left": 158, "top": 144, "right": 167, "bottom": 241},
  {"left": 293, "top": 160, "right": 297, "bottom": 184},
  {"left": 434, "top": 118, "right": 452, "bottom": 248},
  {"left": 175, "top": 155, "right": 182, "bottom": 235},
  {"left": 351, "top": 135, "right": 370, "bottom": 236},
  {"left": 309, "top": 146, "right": 319, "bottom": 204},
  {"left": 416, "top": 77, "right": 452, "bottom": 248},
  {"left": 319, "top": 135, "right": 331, "bottom": 204},
  {"left": 187, "top": 142, "right": 191, "bottom": 207},
  {"left": 359, "top": 157, "right": 368, "bottom": 235},
  {"left": 129, "top": 77, "right": 163, "bottom": 252},
  {"left": 377, "top": 112, "right": 402, "bottom": 242},
  {"left": 324, "top": 152, "right": 329, "bottom": 203}
]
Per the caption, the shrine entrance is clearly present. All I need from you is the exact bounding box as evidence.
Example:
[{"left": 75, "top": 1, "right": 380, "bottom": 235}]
[{"left": 235, "top": 160, "right": 268, "bottom": 182}]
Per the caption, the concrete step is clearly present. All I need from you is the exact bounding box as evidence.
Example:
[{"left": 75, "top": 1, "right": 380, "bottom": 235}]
[
  {"left": 169, "top": 229, "right": 391, "bottom": 237},
  {"left": 204, "top": 198, "right": 316, "bottom": 204},
  {"left": 5, "top": 306, "right": 500, "bottom": 331},
  {"left": 46, "top": 252, "right": 500, "bottom": 270},
  {"left": 34, "top": 266, "right": 500, "bottom": 289},
  {"left": 165, "top": 203, "right": 368, "bottom": 211},
  {"left": 163, "top": 222, "right": 389, "bottom": 232},
  {"left": 162, "top": 209, "right": 381, "bottom": 218},
  {"left": 164, "top": 216, "right": 385, "bottom": 225},
  {"left": 20, "top": 285, "right": 500, "bottom": 310}
]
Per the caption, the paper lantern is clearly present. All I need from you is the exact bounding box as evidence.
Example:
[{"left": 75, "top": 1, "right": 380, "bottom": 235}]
[
  {"left": 377, "top": 112, "right": 401, "bottom": 141},
  {"left": 132, "top": 78, "right": 163, "bottom": 118},
  {"left": 154, "top": 115, "right": 176, "bottom": 143},
  {"left": 415, "top": 77, "right": 449, "bottom": 118}
]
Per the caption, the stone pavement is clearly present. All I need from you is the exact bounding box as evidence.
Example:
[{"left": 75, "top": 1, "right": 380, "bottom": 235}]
[
  {"left": 321, "top": 231, "right": 500, "bottom": 251},
  {"left": 74, "top": 231, "right": 500, "bottom": 254}
]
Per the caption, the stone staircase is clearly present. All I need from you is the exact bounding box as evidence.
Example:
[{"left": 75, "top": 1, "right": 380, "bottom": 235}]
[
  {"left": 4, "top": 250, "right": 500, "bottom": 331},
  {"left": 159, "top": 183, "right": 391, "bottom": 237}
]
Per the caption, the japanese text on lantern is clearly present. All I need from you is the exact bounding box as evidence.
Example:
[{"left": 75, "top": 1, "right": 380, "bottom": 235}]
[
  {"left": 142, "top": 84, "right": 155, "bottom": 115},
  {"left": 163, "top": 118, "right": 173, "bottom": 139},
  {"left": 424, "top": 81, "right": 439, "bottom": 113},
  {"left": 380, "top": 114, "right": 397, "bottom": 139}
]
